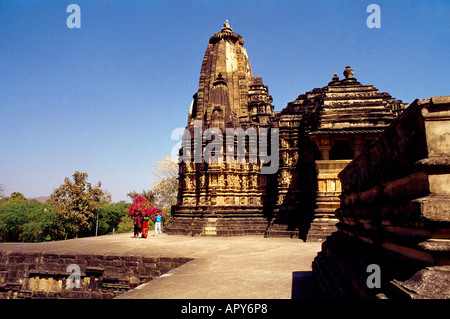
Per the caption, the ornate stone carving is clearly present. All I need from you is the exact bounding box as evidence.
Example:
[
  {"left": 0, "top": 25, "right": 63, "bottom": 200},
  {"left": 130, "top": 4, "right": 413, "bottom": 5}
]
[
  {"left": 279, "top": 170, "right": 292, "bottom": 185},
  {"left": 242, "top": 175, "right": 248, "bottom": 189},
  {"left": 184, "top": 176, "right": 192, "bottom": 190},
  {"left": 250, "top": 175, "right": 258, "bottom": 189},
  {"left": 218, "top": 174, "right": 225, "bottom": 187},
  {"left": 168, "top": 23, "right": 408, "bottom": 241},
  {"left": 199, "top": 174, "right": 206, "bottom": 188}
]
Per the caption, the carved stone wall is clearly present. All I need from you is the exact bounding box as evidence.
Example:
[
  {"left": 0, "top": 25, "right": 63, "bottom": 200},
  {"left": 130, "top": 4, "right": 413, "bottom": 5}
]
[
  {"left": 312, "top": 96, "right": 450, "bottom": 299},
  {"left": 0, "top": 251, "right": 191, "bottom": 299}
]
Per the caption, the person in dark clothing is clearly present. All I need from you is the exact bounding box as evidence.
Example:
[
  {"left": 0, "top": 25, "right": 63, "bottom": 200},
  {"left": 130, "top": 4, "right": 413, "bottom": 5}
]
[{"left": 133, "top": 214, "right": 142, "bottom": 238}]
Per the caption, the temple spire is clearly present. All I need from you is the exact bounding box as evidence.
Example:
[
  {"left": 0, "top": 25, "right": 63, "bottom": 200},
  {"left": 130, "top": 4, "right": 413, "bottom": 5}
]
[{"left": 194, "top": 21, "right": 251, "bottom": 127}]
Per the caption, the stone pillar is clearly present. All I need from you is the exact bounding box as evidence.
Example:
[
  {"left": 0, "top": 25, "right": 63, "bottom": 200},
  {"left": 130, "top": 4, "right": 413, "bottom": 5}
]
[
  {"left": 318, "top": 145, "right": 331, "bottom": 160},
  {"left": 306, "top": 159, "right": 351, "bottom": 241}
]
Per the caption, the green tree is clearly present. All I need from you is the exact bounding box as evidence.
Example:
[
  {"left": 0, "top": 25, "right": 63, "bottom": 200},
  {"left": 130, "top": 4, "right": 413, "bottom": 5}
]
[
  {"left": 0, "top": 201, "right": 27, "bottom": 242},
  {"left": 8, "top": 192, "right": 27, "bottom": 203},
  {"left": 19, "top": 203, "right": 57, "bottom": 242},
  {"left": 117, "top": 215, "right": 134, "bottom": 233},
  {"left": 94, "top": 201, "right": 130, "bottom": 236},
  {"left": 0, "top": 200, "right": 57, "bottom": 242},
  {"left": 50, "top": 171, "right": 110, "bottom": 239}
]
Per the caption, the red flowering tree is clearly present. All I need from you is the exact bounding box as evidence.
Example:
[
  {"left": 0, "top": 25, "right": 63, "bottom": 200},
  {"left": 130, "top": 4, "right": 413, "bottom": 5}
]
[{"left": 127, "top": 192, "right": 163, "bottom": 222}]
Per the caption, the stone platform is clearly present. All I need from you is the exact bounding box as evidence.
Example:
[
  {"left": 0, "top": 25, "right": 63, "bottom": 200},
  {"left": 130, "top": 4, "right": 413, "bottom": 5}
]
[
  {"left": 165, "top": 217, "right": 270, "bottom": 237},
  {"left": 0, "top": 233, "right": 322, "bottom": 299}
]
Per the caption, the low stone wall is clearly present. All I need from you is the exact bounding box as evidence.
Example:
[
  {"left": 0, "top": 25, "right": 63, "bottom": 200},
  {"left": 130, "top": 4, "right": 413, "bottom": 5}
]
[
  {"left": 312, "top": 96, "right": 450, "bottom": 299},
  {"left": 165, "top": 216, "right": 269, "bottom": 236},
  {"left": 0, "top": 251, "right": 191, "bottom": 299}
]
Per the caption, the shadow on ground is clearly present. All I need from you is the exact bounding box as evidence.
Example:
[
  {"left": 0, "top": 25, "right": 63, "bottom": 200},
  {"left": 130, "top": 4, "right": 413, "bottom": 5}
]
[{"left": 291, "top": 271, "right": 321, "bottom": 299}]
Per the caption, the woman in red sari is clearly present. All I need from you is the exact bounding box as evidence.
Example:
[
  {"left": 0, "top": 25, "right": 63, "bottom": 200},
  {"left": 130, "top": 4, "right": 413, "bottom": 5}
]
[{"left": 141, "top": 212, "right": 149, "bottom": 238}]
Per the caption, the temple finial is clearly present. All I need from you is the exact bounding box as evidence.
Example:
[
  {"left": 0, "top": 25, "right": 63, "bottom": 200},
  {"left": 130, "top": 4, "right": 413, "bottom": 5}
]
[
  {"left": 343, "top": 66, "right": 354, "bottom": 79},
  {"left": 221, "top": 19, "right": 232, "bottom": 32}
]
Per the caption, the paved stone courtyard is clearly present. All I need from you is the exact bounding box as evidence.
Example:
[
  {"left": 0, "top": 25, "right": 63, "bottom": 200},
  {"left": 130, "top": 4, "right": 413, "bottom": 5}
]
[{"left": 0, "top": 233, "right": 322, "bottom": 299}]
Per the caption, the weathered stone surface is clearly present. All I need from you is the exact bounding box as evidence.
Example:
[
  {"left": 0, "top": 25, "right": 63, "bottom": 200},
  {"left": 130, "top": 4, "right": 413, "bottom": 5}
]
[
  {"left": 313, "top": 96, "right": 450, "bottom": 299},
  {"left": 0, "top": 251, "right": 192, "bottom": 299},
  {"left": 391, "top": 266, "right": 450, "bottom": 299}
]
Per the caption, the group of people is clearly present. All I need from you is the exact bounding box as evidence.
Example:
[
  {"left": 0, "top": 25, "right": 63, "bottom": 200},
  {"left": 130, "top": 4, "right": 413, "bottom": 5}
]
[{"left": 133, "top": 211, "right": 163, "bottom": 238}]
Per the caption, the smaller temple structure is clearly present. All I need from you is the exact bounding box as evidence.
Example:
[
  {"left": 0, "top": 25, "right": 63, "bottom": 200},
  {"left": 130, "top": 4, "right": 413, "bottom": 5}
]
[
  {"left": 278, "top": 66, "right": 407, "bottom": 241},
  {"left": 313, "top": 96, "right": 450, "bottom": 298}
]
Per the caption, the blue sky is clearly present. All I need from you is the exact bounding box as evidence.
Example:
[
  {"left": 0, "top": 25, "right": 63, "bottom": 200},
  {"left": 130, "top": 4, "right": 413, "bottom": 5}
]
[{"left": 0, "top": 0, "right": 448, "bottom": 202}]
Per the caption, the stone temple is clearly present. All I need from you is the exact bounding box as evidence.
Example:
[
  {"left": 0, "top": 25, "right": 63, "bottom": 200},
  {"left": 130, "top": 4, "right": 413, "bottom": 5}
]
[{"left": 166, "top": 21, "right": 408, "bottom": 240}]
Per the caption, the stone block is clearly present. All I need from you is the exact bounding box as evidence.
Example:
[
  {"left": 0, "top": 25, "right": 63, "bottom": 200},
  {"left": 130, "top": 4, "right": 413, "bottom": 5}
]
[
  {"left": 415, "top": 197, "right": 450, "bottom": 224},
  {"left": 383, "top": 172, "right": 429, "bottom": 202},
  {"left": 390, "top": 266, "right": 450, "bottom": 299}
]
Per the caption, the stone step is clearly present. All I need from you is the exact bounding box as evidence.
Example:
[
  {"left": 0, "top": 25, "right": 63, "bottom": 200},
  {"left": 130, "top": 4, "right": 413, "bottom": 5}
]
[
  {"left": 306, "top": 231, "right": 336, "bottom": 242},
  {"left": 309, "top": 226, "right": 338, "bottom": 232},
  {"left": 315, "top": 197, "right": 340, "bottom": 202},
  {"left": 202, "top": 218, "right": 218, "bottom": 236},
  {"left": 314, "top": 208, "right": 339, "bottom": 213},
  {"left": 306, "top": 217, "right": 338, "bottom": 241},
  {"left": 309, "top": 218, "right": 339, "bottom": 224}
]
